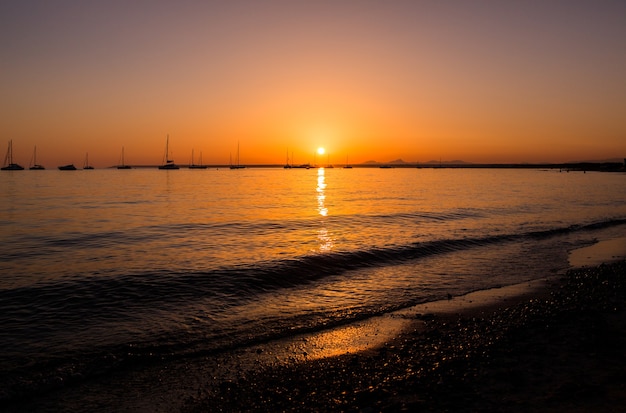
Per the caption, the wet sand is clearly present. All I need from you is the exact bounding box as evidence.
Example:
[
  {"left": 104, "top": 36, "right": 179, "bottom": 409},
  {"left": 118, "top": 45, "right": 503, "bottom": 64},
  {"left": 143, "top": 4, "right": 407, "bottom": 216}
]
[{"left": 182, "top": 259, "right": 626, "bottom": 412}]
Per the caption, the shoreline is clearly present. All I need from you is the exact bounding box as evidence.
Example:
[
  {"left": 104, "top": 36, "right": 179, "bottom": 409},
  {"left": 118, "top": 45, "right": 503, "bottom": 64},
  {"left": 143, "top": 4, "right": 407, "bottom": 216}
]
[
  {"left": 3, "top": 240, "right": 626, "bottom": 412},
  {"left": 206, "top": 236, "right": 626, "bottom": 368},
  {"left": 181, "top": 259, "right": 626, "bottom": 412}
]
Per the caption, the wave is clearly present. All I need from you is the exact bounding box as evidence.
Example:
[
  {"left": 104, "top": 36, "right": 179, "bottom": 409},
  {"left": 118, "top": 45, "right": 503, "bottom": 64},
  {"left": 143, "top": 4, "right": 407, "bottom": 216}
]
[
  {"left": 0, "top": 208, "right": 484, "bottom": 261},
  {"left": 2, "top": 218, "right": 625, "bottom": 319}
]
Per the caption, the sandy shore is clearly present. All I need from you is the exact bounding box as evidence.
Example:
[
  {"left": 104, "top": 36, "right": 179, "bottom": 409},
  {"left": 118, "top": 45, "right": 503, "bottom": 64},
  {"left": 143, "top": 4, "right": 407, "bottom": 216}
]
[
  {"left": 3, "top": 243, "right": 625, "bottom": 412},
  {"left": 181, "top": 260, "right": 626, "bottom": 412}
]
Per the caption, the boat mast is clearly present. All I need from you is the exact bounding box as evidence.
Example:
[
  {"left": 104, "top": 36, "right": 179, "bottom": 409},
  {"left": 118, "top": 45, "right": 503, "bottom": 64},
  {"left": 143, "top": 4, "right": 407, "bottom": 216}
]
[{"left": 4, "top": 140, "right": 13, "bottom": 166}]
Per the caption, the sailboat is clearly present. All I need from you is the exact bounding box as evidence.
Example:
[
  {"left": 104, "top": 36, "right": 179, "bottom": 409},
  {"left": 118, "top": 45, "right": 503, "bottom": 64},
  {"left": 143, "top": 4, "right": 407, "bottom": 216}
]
[
  {"left": 343, "top": 155, "right": 353, "bottom": 169},
  {"left": 1, "top": 140, "right": 24, "bottom": 170},
  {"left": 326, "top": 154, "right": 334, "bottom": 168},
  {"left": 290, "top": 152, "right": 310, "bottom": 169},
  {"left": 117, "top": 147, "right": 132, "bottom": 169},
  {"left": 189, "top": 149, "right": 208, "bottom": 169},
  {"left": 158, "top": 134, "right": 179, "bottom": 170},
  {"left": 284, "top": 149, "right": 292, "bottom": 169},
  {"left": 29, "top": 146, "right": 45, "bottom": 170},
  {"left": 229, "top": 141, "right": 245, "bottom": 169},
  {"left": 83, "top": 153, "right": 94, "bottom": 169}
]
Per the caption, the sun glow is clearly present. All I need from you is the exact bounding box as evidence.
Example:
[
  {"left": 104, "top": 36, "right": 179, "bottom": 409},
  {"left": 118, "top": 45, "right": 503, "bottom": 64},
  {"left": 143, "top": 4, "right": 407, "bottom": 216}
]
[{"left": 317, "top": 147, "right": 325, "bottom": 156}]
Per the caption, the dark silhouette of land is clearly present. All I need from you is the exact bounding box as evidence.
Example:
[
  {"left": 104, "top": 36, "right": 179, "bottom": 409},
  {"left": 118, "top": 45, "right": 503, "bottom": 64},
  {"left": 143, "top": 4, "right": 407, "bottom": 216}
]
[{"left": 113, "top": 160, "right": 626, "bottom": 171}]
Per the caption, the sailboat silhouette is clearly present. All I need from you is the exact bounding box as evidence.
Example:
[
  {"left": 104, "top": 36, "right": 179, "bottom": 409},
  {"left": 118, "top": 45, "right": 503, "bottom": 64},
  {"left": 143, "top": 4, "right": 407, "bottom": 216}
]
[
  {"left": 83, "top": 153, "right": 94, "bottom": 169},
  {"left": 1, "top": 140, "right": 24, "bottom": 170},
  {"left": 117, "top": 147, "right": 131, "bottom": 169},
  {"left": 29, "top": 146, "right": 45, "bottom": 170},
  {"left": 158, "top": 135, "right": 179, "bottom": 170},
  {"left": 189, "top": 149, "right": 208, "bottom": 169},
  {"left": 229, "top": 141, "right": 245, "bottom": 169}
]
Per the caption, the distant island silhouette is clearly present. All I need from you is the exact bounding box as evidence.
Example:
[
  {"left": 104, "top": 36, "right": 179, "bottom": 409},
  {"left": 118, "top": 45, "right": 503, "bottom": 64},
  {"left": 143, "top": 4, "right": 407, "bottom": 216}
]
[{"left": 353, "top": 158, "right": 625, "bottom": 172}]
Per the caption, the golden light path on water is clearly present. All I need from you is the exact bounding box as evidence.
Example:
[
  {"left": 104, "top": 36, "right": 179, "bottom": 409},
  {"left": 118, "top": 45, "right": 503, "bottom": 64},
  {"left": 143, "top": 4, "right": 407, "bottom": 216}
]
[{"left": 317, "top": 167, "right": 333, "bottom": 252}]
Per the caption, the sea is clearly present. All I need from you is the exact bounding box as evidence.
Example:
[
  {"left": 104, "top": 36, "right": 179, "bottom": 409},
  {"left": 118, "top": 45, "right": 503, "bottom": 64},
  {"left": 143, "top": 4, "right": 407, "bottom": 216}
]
[{"left": 1, "top": 166, "right": 625, "bottom": 408}]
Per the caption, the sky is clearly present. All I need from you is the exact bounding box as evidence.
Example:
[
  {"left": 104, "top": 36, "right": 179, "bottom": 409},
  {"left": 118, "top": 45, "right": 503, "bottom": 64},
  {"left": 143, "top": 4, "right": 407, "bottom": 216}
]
[{"left": 1, "top": 0, "right": 625, "bottom": 167}]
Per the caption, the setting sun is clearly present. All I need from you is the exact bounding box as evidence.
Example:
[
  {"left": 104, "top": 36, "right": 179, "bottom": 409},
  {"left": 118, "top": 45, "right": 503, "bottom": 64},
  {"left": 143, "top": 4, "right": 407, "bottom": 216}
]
[{"left": 317, "top": 147, "right": 326, "bottom": 156}]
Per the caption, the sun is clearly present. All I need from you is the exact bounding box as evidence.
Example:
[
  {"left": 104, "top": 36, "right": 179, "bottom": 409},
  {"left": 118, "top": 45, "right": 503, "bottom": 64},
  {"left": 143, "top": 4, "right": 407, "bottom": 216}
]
[{"left": 317, "top": 147, "right": 325, "bottom": 155}]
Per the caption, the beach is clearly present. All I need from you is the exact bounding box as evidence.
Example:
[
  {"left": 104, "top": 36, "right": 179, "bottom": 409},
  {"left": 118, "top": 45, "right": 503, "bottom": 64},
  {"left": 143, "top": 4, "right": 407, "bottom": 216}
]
[
  {"left": 2, "top": 169, "right": 626, "bottom": 412},
  {"left": 180, "top": 259, "right": 626, "bottom": 413},
  {"left": 3, "top": 259, "right": 626, "bottom": 412}
]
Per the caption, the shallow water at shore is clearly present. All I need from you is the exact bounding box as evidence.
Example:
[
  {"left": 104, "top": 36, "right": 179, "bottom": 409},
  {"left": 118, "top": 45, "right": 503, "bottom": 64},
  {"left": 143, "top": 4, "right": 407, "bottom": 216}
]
[
  {"left": 182, "top": 260, "right": 626, "bottom": 413},
  {"left": 9, "top": 260, "right": 625, "bottom": 413}
]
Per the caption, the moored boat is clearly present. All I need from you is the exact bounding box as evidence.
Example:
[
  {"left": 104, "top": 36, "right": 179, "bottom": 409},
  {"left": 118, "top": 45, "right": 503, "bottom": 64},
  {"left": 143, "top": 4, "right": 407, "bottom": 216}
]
[
  {"left": 229, "top": 141, "right": 245, "bottom": 169},
  {"left": 83, "top": 153, "right": 94, "bottom": 169},
  {"left": 1, "top": 140, "right": 24, "bottom": 170},
  {"left": 58, "top": 164, "right": 77, "bottom": 170},
  {"left": 343, "top": 155, "right": 353, "bottom": 169},
  {"left": 284, "top": 149, "right": 292, "bottom": 169},
  {"left": 158, "top": 135, "right": 179, "bottom": 170},
  {"left": 117, "top": 147, "right": 131, "bottom": 169},
  {"left": 189, "top": 149, "right": 208, "bottom": 169},
  {"left": 29, "top": 146, "right": 45, "bottom": 170}
]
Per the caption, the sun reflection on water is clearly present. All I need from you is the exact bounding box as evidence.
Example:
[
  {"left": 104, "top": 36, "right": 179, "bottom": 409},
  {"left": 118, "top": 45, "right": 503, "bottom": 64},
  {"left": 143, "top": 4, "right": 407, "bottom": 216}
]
[
  {"left": 316, "top": 167, "right": 328, "bottom": 217},
  {"left": 316, "top": 167, "right": 334, "bottom": 252}
]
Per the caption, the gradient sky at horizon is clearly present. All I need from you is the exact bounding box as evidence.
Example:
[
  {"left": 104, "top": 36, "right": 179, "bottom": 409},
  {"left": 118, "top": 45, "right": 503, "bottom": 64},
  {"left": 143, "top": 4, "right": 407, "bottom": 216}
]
[{"left": 1, "top": 0, "right": 625, "bottom": 167}]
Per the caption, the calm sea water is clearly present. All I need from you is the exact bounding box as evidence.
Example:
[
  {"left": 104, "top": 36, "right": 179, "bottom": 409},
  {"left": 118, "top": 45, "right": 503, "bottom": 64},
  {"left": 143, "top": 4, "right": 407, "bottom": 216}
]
[{"left": 1, "top": 167, "right": 625, "bottom": 402}]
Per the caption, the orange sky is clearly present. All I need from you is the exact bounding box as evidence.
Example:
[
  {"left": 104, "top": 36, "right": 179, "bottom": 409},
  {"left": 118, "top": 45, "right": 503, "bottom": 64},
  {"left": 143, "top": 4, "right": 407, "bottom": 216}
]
[{"left": 1, "top": 1, "right": 625, "bottom": 167}]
